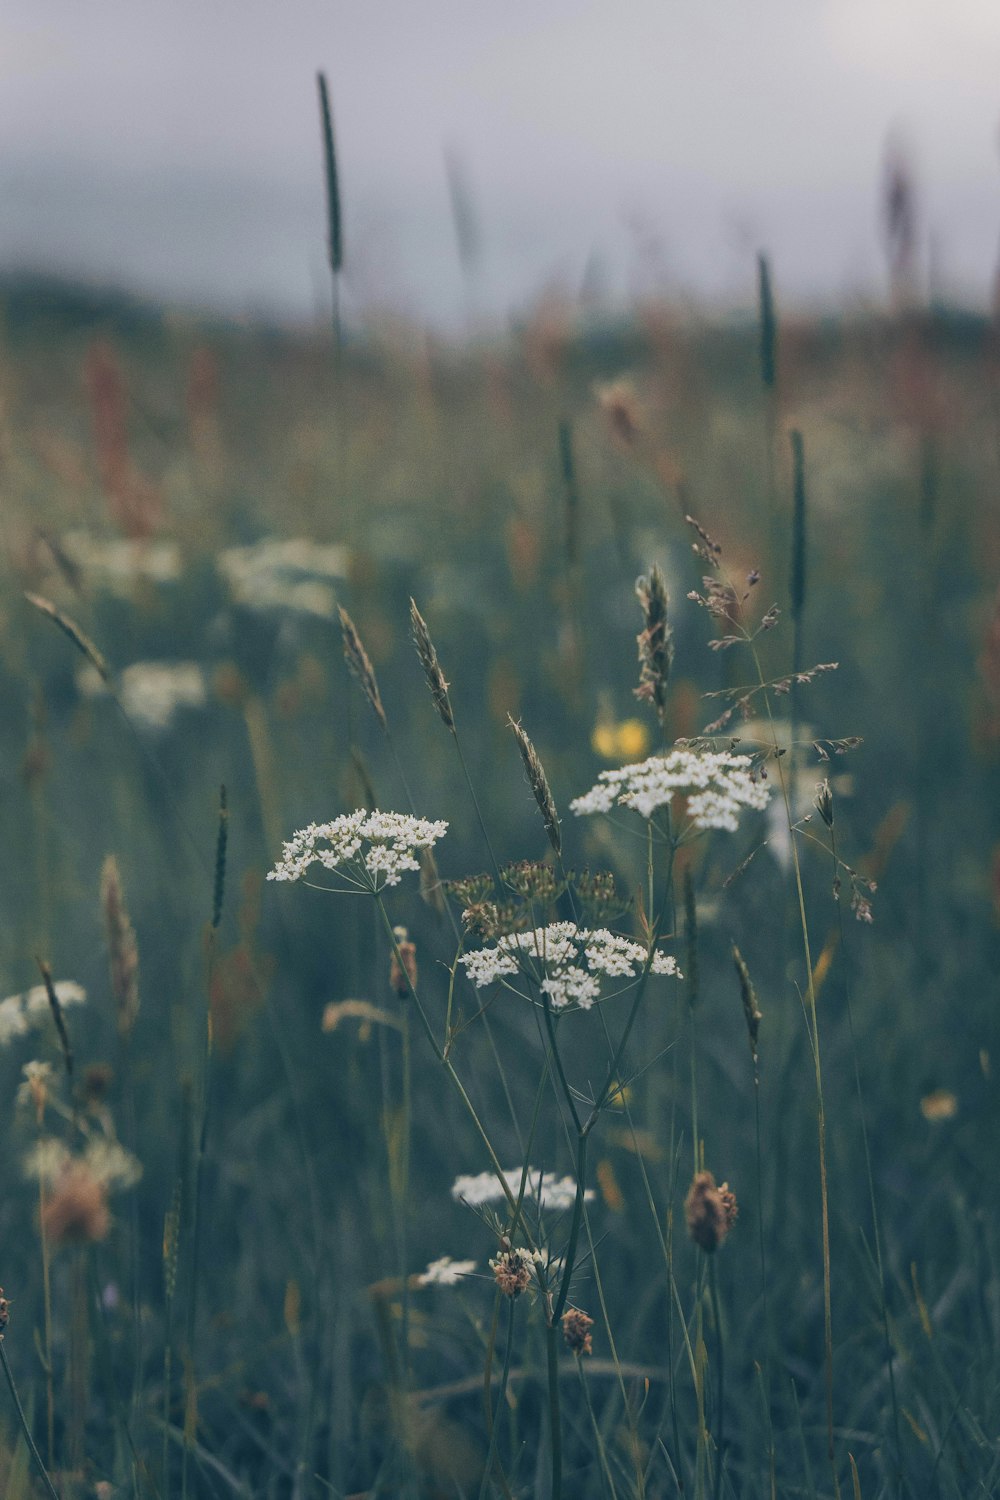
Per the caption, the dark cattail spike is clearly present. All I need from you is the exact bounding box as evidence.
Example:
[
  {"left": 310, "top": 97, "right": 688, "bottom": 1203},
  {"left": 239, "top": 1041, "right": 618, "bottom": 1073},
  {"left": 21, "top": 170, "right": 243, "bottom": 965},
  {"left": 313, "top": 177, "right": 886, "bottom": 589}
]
[
  {"left": 558, "top": 418, "right": 581, "bottom": 569},
  {"left": 508, "top": 717, "right": 561, "bottom": 857},
  {"left": 35, "top": 959, "right": 74, "bottom": 1090},
  {"left": 317, "top": 71, "right": 343, "bottom": 352},
  {"left": 683, "top": 868, "right": 699, "bottom": 1013},
  {"left": 212, "top": 785, "right": 228, "bottom": 932},
  {"left": 732, "top": 945, "right": 762, "bottom": 1066},
  {"left": 758, "top": 253, "right": 777, "bottom": 392}
]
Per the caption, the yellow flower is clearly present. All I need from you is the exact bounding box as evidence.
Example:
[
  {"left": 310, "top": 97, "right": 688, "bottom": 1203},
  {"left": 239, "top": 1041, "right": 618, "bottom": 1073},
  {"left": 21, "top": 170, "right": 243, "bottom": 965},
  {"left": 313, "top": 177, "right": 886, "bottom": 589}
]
[{"left": 591, "top": 717, "right": 650, "bottom": 762}]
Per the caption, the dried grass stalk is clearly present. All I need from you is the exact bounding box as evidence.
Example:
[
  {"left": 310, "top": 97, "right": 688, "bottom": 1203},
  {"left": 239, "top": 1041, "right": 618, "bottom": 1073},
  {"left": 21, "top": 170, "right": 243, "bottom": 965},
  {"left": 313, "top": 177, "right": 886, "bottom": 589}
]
[{"left": 508, "top": 717, "right": 561, "bottom": 856}]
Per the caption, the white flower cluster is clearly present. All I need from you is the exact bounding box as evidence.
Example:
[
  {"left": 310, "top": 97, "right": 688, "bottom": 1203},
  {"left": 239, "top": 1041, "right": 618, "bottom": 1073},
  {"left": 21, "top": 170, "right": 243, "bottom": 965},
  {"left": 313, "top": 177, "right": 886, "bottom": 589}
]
[
  {"left": 267, "top": 809, "right": 448, "bottom": 890},
  {"left": 418, "top": 1255, "right": 478, "bottom": 1286},
  {"left": 451, "top": 1167, "right": 594, "bottom": 1213},
  {"left": 79, "top": 661, "right": 207, "bottom": 731},
  {"left": 217, "top": 537, "right": 350, "bottom": 619},
  {"left": 61, "top": 530, "right": 183, "bottom": 595},
  {"left": 570, "top": 747, "right": 770, "bottom": 832},
  {"left": 460, "top": 922, "right": 679, "bottom": 1010},
  {"left": 22, "top": 1135, "right": 142, "bottom": 1192},
  {"left": 0, "top": 981, "right": 86, "bottom": 1047}
]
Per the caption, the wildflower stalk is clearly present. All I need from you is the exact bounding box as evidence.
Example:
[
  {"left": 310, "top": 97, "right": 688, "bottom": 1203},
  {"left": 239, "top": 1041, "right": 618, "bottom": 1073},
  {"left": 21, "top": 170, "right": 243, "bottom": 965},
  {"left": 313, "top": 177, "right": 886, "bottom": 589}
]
[
  {"left": 748, "top": 638, "right": 838, "bottom": 1486},
  {"left": 479, "top": 1297, "right": 517, "bottom": 1500},
  {"left": 826, "top": 817, "right": 902, "bottom": 1497},
  {"left": 375, "top": 901, "right": 528, "bottom": 1227},
  {"left": 0, "top": 1338, "right": 61, "bottom": 1500},
  {"left": 709, "top": 1256, "right": 725, "bottom": 1500}
]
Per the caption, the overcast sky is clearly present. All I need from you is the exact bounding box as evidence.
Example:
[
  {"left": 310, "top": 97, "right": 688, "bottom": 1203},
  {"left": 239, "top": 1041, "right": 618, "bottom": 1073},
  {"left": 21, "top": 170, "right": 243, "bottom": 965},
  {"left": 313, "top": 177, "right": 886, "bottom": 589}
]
[{"left": 2, "top": 0, "right": 999, "bottom": 327}]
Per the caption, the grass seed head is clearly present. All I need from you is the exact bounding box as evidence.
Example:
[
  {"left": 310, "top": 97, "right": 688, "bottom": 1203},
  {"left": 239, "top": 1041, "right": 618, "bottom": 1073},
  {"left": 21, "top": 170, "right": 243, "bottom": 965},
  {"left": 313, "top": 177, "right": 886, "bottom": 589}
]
[
  {"left": 685, "top": 1170, "right": 737, "bottom": 1253},
  {"left": 508, "top": 717, "right": 561, "bottom": 856},
  {"left": 338, "top": 606, "right": 387, "bottom": 731},
  {"left": 410, "top": 598, "right": 455, "bottom": 730}
]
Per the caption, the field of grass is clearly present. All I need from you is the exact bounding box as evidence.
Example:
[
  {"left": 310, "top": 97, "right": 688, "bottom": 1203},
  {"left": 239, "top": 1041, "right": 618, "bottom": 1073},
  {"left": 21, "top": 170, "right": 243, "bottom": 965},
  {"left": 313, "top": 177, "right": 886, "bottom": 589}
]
[{"left": 0, "top": 275, "right": 999, "bottom": 1499}]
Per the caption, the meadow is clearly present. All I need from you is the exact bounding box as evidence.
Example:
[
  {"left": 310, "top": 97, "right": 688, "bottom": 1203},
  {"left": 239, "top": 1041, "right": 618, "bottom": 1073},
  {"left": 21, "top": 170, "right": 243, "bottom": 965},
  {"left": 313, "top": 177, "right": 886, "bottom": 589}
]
[{"left": 0, "top": 270, "right": 998, "bottom": 1499}]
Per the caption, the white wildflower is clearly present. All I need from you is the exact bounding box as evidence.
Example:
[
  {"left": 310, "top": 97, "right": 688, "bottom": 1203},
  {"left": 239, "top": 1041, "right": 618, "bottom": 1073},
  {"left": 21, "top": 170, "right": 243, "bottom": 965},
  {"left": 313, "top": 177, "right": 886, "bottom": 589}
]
[
  {"left": 571, "top": 748, "right": 770, "bottom": 832},
  {"left": 217, "top": 537, "right": 350, "bottom": 617},
  {"left": 24, "top": 980, "right": 88, "bottom": 1020},
  {"left": 460, "top": 922, "right": 679, "bottom": 1011},
  {"left": 119, "top": 662, "right": 206, "bottom": 731},
  {"left": 451, "top": 1167, "right": 595, "bottom": 1212},
  {"left": 418, "top": 1256, "right": 477, "bottom": 1286},
  {"left": 23, "top": 1137, "right": 71, "bottom": 1185},
  {"left": 267, "top": 809, "right": 448, "bottom": 892},
  {"left": 0, "top": 997, "right": 28, "bottom": 1045},
  {"left": 0, "top": 981, "right": 87, "bottom": 1044},
  {"left": 61, "top": 531, "right": 182, "bottom": 595},
  {"left": 84, "top": 1139, "right": 143, "bottom": 1191}
]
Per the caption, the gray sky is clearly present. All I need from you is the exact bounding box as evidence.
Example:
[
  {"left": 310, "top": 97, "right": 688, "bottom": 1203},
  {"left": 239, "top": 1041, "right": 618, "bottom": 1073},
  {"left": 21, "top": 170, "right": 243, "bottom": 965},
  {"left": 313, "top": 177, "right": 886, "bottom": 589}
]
[{"left": 2, "top": 0, "right": 999, "bottom": 326}]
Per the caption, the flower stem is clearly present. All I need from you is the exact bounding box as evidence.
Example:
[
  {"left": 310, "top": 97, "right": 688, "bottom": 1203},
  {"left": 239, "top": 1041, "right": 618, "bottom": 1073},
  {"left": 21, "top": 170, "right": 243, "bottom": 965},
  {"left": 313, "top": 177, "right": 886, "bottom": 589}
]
[{"left": 0, "top": 1338, "right": 61, "bottom": 1500}]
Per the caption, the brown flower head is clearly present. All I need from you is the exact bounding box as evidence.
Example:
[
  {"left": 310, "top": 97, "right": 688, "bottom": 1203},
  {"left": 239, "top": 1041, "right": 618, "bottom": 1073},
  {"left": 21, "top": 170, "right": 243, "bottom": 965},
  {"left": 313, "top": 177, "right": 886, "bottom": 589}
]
[
  {"left": 490, "top": 1247, "right": 533, "bottom": 1298},
  {"left": 561, "top": 1306, "right": 594, "bottom": 1356},
  {"left": 685, "top": 1170, "right": 737, "bottom": 1253},
  {"left": 42, "top": 1161, "right": 111, "bottom": 1247}
]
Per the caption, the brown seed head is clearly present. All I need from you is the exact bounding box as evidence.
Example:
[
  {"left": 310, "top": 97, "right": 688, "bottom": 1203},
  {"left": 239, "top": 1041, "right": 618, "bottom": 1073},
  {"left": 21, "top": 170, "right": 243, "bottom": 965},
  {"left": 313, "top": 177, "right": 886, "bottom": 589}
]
[
  {"left": 101, "top": 855, "right": 139, "bottom": 1038},
  {"left": 0, "top": 1288, "right": 9, "bottom": 1332},
  {"left": 42, "top": 1161, "right": 111, "bottom": 1247},
  {"left": 490, "top": 1247, "right": 533, "bottom": 1298},
  {"left": 561, "top": 1306, "right": 594, "bottom": 1356},
  {"left": 634, "top": 565, "right": 674, "bottom": 726},
  {"left": 685, "top": 1170, "right": 736, "bottom": 1254}
]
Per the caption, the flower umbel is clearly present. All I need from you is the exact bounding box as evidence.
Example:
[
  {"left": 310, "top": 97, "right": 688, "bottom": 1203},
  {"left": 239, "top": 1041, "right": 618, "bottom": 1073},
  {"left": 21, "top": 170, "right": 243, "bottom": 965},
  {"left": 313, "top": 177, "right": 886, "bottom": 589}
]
[
  {"left": 490, "top": 1247, "right": 534, "bottom": 1298},
  {"left": 418, "top": 1256, "right": 477, "bottom": 1287},
  {"left": 460, "top": 922, "right": 679, "bottom": 1012},
  {"left": 571, "top": 747, "right": 770, "bottom": 833},
  {"left": 267, "top": 810, "right": 448, "bottom": 892}
]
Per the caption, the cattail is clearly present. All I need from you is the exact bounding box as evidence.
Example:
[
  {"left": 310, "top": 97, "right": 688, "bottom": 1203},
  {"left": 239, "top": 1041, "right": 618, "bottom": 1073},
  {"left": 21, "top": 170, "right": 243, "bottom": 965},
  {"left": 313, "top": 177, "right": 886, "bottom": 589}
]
[
  {"left": 163, "top": 1181, "right": 182, "bottom": 1301},
  {"left": 561, "top": 1307, "right": 594, "bottom": 1355},
  {"left": 558, "top": 418, "right": 581, "bottom": 568},
  {"left": 212, "top": 785, "right": 228, "bottom": 931},
  {"left": 35, "top": 961, "right": 73, "bottom": 1088},
  {"left": 790, "top": 430, "right": 807, "bottom": 631},
  {"left": 317, "top": 72, "right": 343, "bottom": 276},
  {"left": 389, "top": 926, "right": 417, "bottom": 997},
  {"left": 338, "top": 606, "right": 387, "bottom": 731},
  {"left": 444, "top": 145, "right": 481, "bottom": 280},
  {"left": 508, "top": 717, "right": 561, "bottom": 856},
  {"left": 757, "top": 252, "right": 777, "bottom": 391},
  {"left": 634, "top": 565, "right": 674, "bottom": 727},
  {"left": 24, "top": 593, "right": 110, "bottom": 683},
  {"left": 684, "top": 868, "right": 699, "bottom": 1012},
  {"left": 100, "top": 856, "right": 139, "bottom": 1038},
  {"left": 409, "top": 599, "right": 454, "bottom": 730},
  {"left": 732, "top": 945, "right": 762, "bottom": 1065},
  {"left": 685, "top": 1170, "right": 738, "bottom": 1253}
]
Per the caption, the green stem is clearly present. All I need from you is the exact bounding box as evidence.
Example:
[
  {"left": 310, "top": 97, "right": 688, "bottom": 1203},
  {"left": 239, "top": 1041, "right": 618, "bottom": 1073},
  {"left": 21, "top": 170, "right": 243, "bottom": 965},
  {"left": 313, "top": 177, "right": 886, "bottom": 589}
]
[
  {"left": 709, "top": 1257, "right": 725, "bottom": 1500},
  {"left": 0, "top": 1338, "right": 61, "bottom": 1500}
]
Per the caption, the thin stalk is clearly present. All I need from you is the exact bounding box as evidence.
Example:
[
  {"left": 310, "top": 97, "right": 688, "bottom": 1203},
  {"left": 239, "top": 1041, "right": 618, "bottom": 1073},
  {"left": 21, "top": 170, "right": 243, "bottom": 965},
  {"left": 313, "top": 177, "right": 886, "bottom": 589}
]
[
  {"left": 830, "top": 822, "right": 902, "bottom": 1498},
  {"left": 37, "top": 1170, "right": 55, "bottom": 1471},
  {"left": 576, "top": 1357, "right": 619, "bottom": 1500},
  {"left": 479, "top": 1298, "right": 517, "bottom": 1500},
  {"left": 709, "top": 1258, "right": 725, "bottom": 1500},
  {"left": 375, "top": 900, "right": 531, "bottom": 1232},
  {"left": 0, "top": 1338, "right": 61, "bottom": 1500}
]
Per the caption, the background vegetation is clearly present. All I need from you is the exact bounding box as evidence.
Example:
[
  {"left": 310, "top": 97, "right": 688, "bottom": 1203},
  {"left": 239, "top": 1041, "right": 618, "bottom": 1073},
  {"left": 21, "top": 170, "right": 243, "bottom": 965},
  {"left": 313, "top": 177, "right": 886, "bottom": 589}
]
[{"left": 0, "top": 265, "right": 999, "bottom": 1498}]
